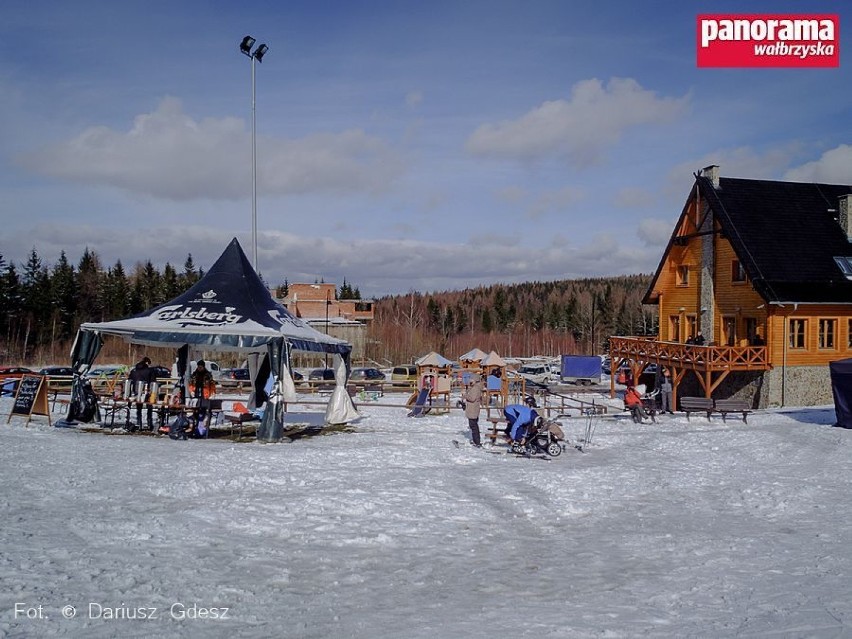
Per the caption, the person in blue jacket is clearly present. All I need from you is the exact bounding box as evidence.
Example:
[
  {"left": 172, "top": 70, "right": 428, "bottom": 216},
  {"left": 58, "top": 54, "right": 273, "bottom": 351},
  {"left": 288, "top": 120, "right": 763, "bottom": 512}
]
[{"left": 503, "top": 403, "right": 540, "bottom": 445}]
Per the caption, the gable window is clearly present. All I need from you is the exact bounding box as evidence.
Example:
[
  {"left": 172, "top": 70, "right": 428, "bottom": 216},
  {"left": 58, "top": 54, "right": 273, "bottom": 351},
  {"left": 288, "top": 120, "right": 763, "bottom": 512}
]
[
  {"left": 732, "top": 259, "right": 747, "bottom": 283},
  {"left": 676, "top": 265, "right": 689, "bottom": 287},
  {"left": 834, "top": 257, "right": 852, "bottom": 280},
  {"left": 789, "top": 318, "right": 807, "bottom": 349},
  {"left": 819, "top": 319, "right": 837, "bottom": 349}
]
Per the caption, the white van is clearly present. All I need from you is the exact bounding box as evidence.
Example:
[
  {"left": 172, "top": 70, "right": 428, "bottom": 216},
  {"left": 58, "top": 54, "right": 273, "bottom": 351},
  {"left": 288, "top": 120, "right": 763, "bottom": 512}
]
[{"left": 518, "top": 363, "right": 552, "bottom": 384}]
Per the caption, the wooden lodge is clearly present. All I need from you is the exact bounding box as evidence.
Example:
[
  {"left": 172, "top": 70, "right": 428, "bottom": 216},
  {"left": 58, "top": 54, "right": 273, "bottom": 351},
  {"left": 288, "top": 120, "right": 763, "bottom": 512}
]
[{"left": 610, "top": 165, "right": 852, "bottom": 408}]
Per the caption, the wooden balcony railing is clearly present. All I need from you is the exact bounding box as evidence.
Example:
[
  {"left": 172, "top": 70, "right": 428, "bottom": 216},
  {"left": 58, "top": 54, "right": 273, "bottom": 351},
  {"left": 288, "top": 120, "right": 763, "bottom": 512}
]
[{"left": 609, "top": 336, "right": 770, "bottom": 372}]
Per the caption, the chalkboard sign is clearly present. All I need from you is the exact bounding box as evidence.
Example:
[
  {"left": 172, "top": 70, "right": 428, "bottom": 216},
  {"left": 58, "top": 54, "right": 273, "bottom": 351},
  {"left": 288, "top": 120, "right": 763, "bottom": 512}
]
[{"left": 6, "top": 375, "right": 51, "bottom": 426}]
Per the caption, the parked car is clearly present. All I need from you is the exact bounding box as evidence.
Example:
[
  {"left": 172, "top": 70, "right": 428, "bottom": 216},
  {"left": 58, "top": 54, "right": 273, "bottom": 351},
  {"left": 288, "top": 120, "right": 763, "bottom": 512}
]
[
  {"left": 390, "top": 365, "right": 417, "bottom": 386},
  {"left": 350, "top": 367, "right": 385, "bottom": 390},
  {"left": 38, "top": 366, "right": 75, "bottom": 377},
  {"left": 517, "top": 363, "right": 553, "bottom": 385},
  {"left": 350, "top": 367, "right": 386, "bottom": 381},
  {"left": 150, "top": 366, "right": 172, "bottom": 380},
  {"left": 0, "top": 366, "right": 36, "bottom": 396},
  {"left": 220, "top": 367, "right": 251, "bottom": 381},
  {"left": 0, "top": 366, "right": 36, "bottom": 379},
  {"left": 37, "top": 366, "right": 76, "bottom": 391},
  {"left": 87, "top": 364, "right": 127, "bottom": 378},
  {"left": 308, "top": 368, "right": 336, "bottom": 390}
]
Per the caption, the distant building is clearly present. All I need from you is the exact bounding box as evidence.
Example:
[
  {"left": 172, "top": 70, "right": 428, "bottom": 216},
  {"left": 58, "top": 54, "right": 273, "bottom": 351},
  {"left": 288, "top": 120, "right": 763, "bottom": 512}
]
[{"left": 275, "top": 283, "right": 374, "bottom": 360}]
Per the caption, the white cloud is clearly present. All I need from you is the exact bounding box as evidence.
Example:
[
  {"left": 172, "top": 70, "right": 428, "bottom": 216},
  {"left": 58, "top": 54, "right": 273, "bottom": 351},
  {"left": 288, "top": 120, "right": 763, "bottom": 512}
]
[
  {"left": 405, "top": 91, "right": 423, "bottom": 108},
  {"left": 637, "top": 218, "right": 673, "bottom": 247},
  {"left": 496, "top": 186, "right": 527, "bottom": 203},
  {"left": 784, "top": 144, "right": 852, "bottom": 184},
  {"left": 613, "top": 187, "right": 655, "bottom": 209},
  {"left": 0, "top": 224, "right": 660, "bottom": 297},
  {"left": 664, "top": 145, "right": 799, "bottom": 197},
  {"left": 495, "top": 185, "right": 584, "bottom": 219},
  {"left": 523, "top": 187, "right": 585, "bottom": 220},
  {"left": 16, "top": 97, "right": 403, "bottom": 201},
  {"left": 465, "top": 77, "right": 688, "bottom": 165}
]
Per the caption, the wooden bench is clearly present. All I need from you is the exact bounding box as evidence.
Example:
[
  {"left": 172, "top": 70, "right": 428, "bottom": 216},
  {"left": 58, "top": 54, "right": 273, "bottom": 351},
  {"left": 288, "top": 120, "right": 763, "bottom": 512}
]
[
  {"left": 713, "top": 398, "right": 752, "bottom": 423},
  {"left": 485, "top": 417, "right": 508, "bottom": 445},
  {"left": 679, "top": 397, "right": 714, "bottom": 421},
  {"left": 224, "top": 412, "right": 260, "bottom": 440}
]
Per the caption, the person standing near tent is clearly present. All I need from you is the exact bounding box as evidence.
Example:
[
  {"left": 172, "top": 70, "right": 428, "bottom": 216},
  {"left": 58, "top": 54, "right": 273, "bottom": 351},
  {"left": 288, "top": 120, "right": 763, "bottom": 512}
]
[
  {"left": 189, "top": 360, "right": 216, "bottom": 435},
  {"left": 128, "top": 357, "right": 154, "bottom": 431},
  {"left": 462, "top": 374, "right": 483, "bottom": 447}
]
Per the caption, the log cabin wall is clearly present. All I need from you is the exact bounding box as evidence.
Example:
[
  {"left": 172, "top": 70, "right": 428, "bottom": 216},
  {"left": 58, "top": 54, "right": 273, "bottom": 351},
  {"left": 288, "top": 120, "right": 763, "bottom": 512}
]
[
  {"left": 658, "top": 198, "right": 704, "bottom": 343},
  {"left": 713, "top": 236, "right": 766, "bottom": 346}
]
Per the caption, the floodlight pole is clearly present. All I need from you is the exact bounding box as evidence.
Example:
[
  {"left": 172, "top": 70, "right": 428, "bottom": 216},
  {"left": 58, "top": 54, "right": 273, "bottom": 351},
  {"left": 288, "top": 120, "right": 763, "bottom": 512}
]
[
  {"left": 239, "top": 35, "right": 268, "bottom": 272},
  {"left": 251, "top": 53, "right": 257, "bottom": 272},
  {"left": 325, "top": 290, "right": 331, "bottom": 368}
]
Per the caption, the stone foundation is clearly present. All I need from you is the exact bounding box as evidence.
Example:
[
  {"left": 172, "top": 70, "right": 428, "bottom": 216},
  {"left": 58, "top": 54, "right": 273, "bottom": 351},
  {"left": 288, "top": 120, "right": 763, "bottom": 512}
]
[{"left": 674, "top": 365, "right": 833, "bottom": 409}]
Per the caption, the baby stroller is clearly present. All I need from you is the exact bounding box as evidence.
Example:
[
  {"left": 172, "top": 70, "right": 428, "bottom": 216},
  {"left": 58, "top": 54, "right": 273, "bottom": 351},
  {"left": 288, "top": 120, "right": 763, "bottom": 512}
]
[
  {"left": 509, "top": 416, "right": 566, "bottom": 457},
  {"left": 641, "top": 388, "right": 660, "bottom": 422}
]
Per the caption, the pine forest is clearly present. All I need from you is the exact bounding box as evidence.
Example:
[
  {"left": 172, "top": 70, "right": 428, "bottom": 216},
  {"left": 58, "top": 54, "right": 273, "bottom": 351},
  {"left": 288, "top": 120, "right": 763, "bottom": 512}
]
[{"left": 0, "top": 248, "right": 658, "bottom": 366}]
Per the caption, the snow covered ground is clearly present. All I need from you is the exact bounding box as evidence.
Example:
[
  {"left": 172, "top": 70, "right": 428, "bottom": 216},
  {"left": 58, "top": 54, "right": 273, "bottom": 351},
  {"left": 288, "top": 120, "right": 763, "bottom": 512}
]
[{"left": 2, "top": 392, "right": 851, "bottom": 638}]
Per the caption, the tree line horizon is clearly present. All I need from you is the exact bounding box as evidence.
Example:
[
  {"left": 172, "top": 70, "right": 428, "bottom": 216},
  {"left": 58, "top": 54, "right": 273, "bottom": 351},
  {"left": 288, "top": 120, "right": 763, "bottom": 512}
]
[{"left": 0, "top": 247, "right": 658, "bottom": 367}]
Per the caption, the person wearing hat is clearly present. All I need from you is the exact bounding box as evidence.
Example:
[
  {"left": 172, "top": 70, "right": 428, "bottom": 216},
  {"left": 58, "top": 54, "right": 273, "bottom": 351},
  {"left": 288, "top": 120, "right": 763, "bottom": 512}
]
[
  {"left": 461, "top": 374, "right": 484, "bottom": 447},
  {"left": 128, "top": 356, "right": 154, "bottom": 431},
  {"left": 189, "top": 360, "right": 215, "bottom": 435}
]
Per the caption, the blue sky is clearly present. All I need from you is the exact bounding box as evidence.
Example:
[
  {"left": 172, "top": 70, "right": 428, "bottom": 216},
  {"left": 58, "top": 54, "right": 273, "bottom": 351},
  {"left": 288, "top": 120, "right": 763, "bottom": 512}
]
[{"left": 1, "top": 1, "right": 849, "bottom": 296}]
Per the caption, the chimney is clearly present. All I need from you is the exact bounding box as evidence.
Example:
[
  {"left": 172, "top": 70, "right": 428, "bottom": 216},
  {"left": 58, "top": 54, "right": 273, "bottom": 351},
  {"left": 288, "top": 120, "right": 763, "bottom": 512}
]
[
  {"left": 701, "top": 165, "right": 720, "bottom": 189},
  {"left": 840, "top": 194, "right": 852, "bottom": 242}
]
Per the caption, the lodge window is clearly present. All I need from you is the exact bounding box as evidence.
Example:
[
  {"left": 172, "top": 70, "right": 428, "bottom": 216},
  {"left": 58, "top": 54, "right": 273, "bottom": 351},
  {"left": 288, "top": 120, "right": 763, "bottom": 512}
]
[
  {"left": 722, "top": 316, "right": 736, "bottom": 346},
  {"left": 819, "top": 319, "right": 837, "bottom": 349},
  {"left": 789, "top": 318, "right": 807, "bottom": 349},
  {"left": 848, "top": 319, "right": 852, "bottom": 349},
  {"left": 669, "top": 315, "right": 681, "bottom": 342},
  {"left": 685, "top": 315, "right": 697, "bottom": 342},
  {"left": 744, "top": 318, "right": 764, "bottom": 345},
  {"left": 676, "top": 266, "right": 689, "bottom": 287},
  {"left": 732, "top": 259, "right": 747, "bottom": 283}
]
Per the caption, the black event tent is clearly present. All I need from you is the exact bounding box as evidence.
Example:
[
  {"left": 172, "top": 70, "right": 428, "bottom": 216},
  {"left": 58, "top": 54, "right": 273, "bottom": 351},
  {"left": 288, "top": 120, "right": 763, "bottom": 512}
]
[
  {"left": 63, "top": 238, "right": 357, "bottom": 439},
  {"left": 830, "top": 358, "right": 852, "bottom": 429}
]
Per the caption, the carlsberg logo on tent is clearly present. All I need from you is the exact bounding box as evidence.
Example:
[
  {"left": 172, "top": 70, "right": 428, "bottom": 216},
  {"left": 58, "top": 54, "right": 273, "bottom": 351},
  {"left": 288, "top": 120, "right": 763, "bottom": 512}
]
[
  {"left": 700, "top": 17, "right": 835, "bottom": 48},
  {"left": 155, "top": 304, "right": 244, "bottom": 326}
]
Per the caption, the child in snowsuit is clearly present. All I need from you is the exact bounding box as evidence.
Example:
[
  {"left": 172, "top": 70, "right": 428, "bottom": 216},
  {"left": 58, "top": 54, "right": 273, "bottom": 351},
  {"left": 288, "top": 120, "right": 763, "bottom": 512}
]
[{"left": 624, "top": 386, "right": 650, "bottom": 423}]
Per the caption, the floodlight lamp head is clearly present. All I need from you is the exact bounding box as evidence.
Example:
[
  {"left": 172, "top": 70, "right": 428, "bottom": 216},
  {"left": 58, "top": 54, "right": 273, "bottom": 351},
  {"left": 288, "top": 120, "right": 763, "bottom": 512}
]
[
  {"left": 254, "top": 43, "right": 269, "bottom": 62},
  {"left": 240, "top": 36, "right": 256, "bottom": 56}
]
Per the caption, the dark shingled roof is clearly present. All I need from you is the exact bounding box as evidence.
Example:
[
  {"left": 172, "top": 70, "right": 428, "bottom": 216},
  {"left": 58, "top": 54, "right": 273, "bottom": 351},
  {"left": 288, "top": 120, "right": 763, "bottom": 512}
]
[{"left": 697, "top": 176, "right": 852, "bottom": 304}]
